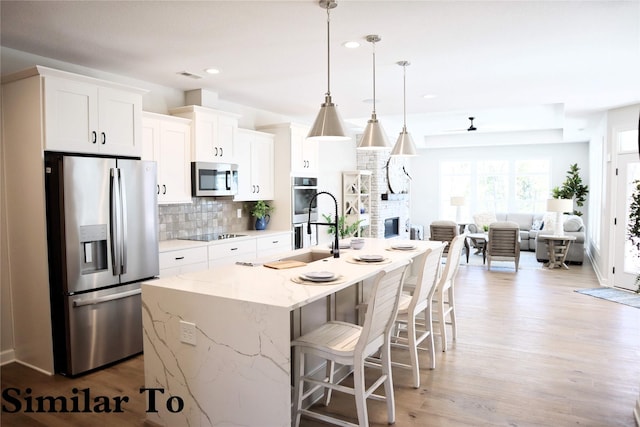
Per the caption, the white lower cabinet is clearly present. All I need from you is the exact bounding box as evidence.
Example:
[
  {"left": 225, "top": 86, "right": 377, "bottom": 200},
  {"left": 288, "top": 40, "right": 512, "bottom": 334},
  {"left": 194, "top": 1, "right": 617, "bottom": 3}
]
[
  {"left": 159, "top": 246, "right": 208, "bottom": 278},
  {"left": 208, "top": 239, "right": 256, "bottom": 268},
  {"left": 256, "top": 232, "right": 292, "bottom": 259}
]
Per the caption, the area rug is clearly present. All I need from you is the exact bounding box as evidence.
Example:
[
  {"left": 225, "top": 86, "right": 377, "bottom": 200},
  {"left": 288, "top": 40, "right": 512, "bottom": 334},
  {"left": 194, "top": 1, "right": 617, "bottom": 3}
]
[{"left": 575, "top": 287, "right": 640, "bottom": 309}]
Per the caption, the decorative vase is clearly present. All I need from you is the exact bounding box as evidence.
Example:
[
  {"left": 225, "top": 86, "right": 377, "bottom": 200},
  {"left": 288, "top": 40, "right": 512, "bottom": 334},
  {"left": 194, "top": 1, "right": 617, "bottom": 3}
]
[{"left": 255, "top": 215, "right": 270, "bottom": 230}]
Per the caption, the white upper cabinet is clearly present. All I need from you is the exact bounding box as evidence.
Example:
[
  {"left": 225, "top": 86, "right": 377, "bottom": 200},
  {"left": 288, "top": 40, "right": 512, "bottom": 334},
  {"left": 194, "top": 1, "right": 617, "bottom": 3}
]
[
  {"left": 43, "top": 75, "right": 142, "bottom": 156},
  {"left": 169, "top": 105, "right": 240, "bottom": 163},
  {"left": 142, "top": 112, "right": 192, "bottom": 204},
  {"left": 290, "top": 124, "right": 319, "bottom": 176},
  {"left": 234, "top": 129, "right": 274, "bottom": 201},
  {"left": 258, "top": 122, "right": 318, "bottom": 177}
]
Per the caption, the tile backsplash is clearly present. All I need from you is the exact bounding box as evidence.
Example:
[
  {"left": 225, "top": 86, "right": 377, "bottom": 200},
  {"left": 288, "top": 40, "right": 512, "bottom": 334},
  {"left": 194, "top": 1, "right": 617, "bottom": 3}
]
[{"left": 158, "top": 197, "right": 251, "bottom": 241}]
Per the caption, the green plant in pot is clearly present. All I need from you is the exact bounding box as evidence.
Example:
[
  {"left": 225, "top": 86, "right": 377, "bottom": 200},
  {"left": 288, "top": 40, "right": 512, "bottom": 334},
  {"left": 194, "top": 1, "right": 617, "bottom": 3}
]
[
  {"left": 627, "top": 179, "right": 640, "bottom": 293},
  {"left": 251, "top": 200, "right": 274, "bottom": 231},
  {"left": 321, "top": 214, "right": 364, "bottom": 238},
  {"left": 552, "top": 163, "right": 589, "bottom": 216}
]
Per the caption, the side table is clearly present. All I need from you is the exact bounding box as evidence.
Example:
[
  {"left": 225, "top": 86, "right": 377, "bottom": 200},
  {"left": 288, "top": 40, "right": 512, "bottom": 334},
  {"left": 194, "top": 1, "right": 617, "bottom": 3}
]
[{"left": 538, "top": 234, "right": 577, "bottom": 269}]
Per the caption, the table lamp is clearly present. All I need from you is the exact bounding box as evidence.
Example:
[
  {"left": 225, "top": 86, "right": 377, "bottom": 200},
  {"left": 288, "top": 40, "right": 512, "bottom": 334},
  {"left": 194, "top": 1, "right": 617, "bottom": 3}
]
[
  {"left": 546, "top": 198, "right": 573, "bottom": 236},
  {"left": 450, "top": 196, "right": 466, "bottom": 223}
]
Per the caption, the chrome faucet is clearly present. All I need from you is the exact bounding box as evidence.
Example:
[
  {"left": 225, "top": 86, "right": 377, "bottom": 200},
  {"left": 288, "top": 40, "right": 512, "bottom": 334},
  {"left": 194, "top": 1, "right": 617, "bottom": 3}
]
[{"left": 307, "top": 191, "right": 340, "bottom": 258}]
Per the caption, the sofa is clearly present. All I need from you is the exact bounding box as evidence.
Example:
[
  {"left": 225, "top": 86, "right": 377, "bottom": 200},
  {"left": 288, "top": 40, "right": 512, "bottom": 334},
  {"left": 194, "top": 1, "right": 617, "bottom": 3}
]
[{"left": 467, "top": 212, "right": 585, "bottom": 264}]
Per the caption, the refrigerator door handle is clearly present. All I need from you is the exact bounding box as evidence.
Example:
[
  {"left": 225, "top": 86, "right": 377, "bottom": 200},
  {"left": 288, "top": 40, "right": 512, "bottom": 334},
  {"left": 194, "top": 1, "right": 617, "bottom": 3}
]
[
  {"left": 119, "top": 170, "right": 128, "bottom": 275},
  {"left": 72, "top": 288, "right": 141, "bottom": 307},
  {"left": 110, "top": 168, "right": 121, "bottom": 276}
]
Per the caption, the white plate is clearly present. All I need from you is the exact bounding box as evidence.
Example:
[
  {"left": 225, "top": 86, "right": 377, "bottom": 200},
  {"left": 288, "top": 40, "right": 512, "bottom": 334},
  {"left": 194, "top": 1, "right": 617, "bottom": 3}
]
[
  {"left": 357, "top": 254, "right": 384, "bottom": 262},
  {"left": 301, "top": 271, "right": 336, "bottom": 282},
  {"left": 391, "top": 243, "right": 416, "bottom": 250}
]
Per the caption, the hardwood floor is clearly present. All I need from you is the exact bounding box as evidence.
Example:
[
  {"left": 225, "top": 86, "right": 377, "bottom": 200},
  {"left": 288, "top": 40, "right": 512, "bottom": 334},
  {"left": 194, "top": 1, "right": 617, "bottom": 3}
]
[{"left": 2, "top": 252, "right": 639, "bottom": 426}]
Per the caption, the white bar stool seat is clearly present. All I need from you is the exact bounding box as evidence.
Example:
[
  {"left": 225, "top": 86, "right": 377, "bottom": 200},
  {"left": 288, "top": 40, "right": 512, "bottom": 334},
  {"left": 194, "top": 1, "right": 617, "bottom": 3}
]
[{"left": 291, "top": 261, "right": 411, "bottom": 427}]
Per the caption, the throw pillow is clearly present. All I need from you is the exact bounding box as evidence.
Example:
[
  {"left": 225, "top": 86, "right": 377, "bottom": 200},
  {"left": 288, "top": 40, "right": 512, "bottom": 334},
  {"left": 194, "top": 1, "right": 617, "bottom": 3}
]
[
  {"left": 473, "top": 212, "right": 497, "bottom": 229},
  {"left": 564, "top": 216, "right": 584, "bottom": 232},
  {"left": 532, "top": 219, "right": 543, "bottom": 231}
]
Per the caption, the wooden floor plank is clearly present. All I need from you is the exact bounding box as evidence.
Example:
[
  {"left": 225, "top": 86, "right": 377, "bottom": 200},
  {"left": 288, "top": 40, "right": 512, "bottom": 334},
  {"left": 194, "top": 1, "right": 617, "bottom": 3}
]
[{"left": 2, "top": 252, "right": 639, "bottom": 426}]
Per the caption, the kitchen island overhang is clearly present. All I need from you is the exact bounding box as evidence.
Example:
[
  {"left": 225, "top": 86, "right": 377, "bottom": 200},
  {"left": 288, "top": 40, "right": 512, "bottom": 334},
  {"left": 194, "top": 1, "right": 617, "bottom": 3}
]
[{"left": 141, "top": 239, "right": 445, "bottom": 426}]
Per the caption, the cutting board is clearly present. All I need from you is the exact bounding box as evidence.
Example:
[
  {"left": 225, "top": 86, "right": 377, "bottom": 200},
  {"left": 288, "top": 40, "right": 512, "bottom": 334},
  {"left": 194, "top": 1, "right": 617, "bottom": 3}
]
[{"left": 264, "top": 260, "right": 307, "bottom": 269}]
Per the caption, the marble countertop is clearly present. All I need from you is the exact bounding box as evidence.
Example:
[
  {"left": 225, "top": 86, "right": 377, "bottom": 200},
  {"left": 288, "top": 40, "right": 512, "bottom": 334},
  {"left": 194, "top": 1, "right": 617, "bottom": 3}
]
[{"left": 144, "top": 238, "right": 445, "bottom": 311}]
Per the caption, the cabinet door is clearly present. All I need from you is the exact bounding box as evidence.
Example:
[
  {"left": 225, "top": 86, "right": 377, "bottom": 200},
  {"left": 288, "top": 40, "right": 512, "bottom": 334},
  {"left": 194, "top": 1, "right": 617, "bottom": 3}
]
[
  {"left": 216, "top": 114, "right": 237, "bottom": 162},
  {"left": 290, "top": 124, "right": 318, "bottom": 177},
  {"left": 191, "top": 111, "right": 237, "bottom": 162},
  {"left": 251, "top": 133, "right": 274, "bottom": 200},
  {"left": 158, "top": 120, "right": 191, "bottom": 204},
  {"left": 233, "top": 130, "right": 253, "bottom": 200},
  {"left": 44, "top": 77, "right": 99, "bottom": 153},
  {"left": 97, "top": 87, "right": 142, "bottom": 157}
]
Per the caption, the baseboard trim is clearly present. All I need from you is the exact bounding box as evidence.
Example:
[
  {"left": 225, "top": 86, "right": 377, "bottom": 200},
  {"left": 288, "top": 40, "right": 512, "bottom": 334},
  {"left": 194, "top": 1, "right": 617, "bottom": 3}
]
[
  {"left": 13, "top": 359, "right": 54, "bottom": 376},
  {"left": 0, "top": 348, "right": 15, "bottom": 366}
]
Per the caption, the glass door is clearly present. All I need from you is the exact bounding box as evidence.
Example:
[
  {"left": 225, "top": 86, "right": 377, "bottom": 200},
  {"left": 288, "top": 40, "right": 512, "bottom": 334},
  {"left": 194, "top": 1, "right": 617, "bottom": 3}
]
[{"left": 614, "top": 129, "right": 640, "bottom": 291}]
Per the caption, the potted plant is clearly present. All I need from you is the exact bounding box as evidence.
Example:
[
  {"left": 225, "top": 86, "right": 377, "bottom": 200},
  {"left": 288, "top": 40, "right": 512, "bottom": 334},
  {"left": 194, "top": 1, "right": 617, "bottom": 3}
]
[
  {"left": 251, "top": 200, "right": 274, "bottom": 231},
  {"left": 552, "top": 163, "right": 589, "bottom": 216},
  {"left": 627, "top": 179, "right": 640, "bottom": 293},
  {"left": 321, "top": 214, "right": 364, "bottom": 238}
]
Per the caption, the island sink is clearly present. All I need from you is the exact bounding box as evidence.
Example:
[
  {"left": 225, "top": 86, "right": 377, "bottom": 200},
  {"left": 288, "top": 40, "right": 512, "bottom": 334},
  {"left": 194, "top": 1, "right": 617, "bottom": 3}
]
[{"left": 278, "top": 250, "right": 332, "bottom": 264}]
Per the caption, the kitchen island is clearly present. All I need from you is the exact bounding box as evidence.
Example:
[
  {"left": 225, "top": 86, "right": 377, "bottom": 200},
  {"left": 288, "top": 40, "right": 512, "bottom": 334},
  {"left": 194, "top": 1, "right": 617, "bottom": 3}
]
[{"left": 141, "top": 238, "right": 444, "bottom": 426}]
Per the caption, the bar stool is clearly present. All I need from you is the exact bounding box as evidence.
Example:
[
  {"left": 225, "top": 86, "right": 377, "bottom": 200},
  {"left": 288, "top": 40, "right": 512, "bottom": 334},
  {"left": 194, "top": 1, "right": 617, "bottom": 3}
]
[
  {"left": 388, "top": 245, "right": 446, "bottom": 388},
  {"left": 291, "top": 260, "right": 410, "bottom": 427},
  {"left": 432, "top": 234, "right": 466, "bottom": 352}
]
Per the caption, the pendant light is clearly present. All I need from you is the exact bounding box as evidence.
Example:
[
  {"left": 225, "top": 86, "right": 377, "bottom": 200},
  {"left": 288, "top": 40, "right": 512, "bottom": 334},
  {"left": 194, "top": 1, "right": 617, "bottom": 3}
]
[
  {"left": 358, "top": 34, "right": 390, "bottom": 150},
  {"left": 307, "top": 0, "right": 350, "bottom": 142},
  {"left": 391, "top": 60, "right": 418, "bottom": 156}
]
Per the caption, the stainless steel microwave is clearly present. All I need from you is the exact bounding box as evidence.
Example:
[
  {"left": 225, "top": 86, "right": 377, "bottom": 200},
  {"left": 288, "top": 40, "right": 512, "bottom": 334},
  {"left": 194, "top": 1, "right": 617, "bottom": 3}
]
[{"left": 191, "top": 162, "right": 238, "bottom": 197}]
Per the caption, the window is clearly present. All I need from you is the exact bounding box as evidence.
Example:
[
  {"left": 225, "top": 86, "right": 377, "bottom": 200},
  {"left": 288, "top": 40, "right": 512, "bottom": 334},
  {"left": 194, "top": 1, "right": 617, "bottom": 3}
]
[{"left": 440, "top": 158, "right": 551, "bottom": 219}]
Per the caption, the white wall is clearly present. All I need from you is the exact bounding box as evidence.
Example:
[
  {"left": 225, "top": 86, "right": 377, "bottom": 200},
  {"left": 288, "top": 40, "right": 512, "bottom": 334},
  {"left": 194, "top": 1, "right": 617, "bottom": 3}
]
[{"left": 408, "top": 141, "right": 590, "bottom": 231}]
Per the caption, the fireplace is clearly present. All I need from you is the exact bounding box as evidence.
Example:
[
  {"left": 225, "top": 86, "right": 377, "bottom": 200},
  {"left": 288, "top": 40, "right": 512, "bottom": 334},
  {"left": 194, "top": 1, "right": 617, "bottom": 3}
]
[{"left": 384, "top": 217, "right": 399, "bottom": 239}]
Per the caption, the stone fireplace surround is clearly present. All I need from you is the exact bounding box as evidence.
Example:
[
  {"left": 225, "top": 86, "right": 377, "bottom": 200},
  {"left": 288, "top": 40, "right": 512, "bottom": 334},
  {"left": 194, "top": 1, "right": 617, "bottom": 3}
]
[{"left": 357, "top": 149, "right": 411, "bottom": 239}]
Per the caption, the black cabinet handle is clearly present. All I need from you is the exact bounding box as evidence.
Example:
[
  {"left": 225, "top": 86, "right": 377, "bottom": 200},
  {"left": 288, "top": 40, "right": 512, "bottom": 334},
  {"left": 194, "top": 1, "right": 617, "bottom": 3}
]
[
  {"left": 256, "top": 185, "right": 260, "bottom": 193},
  {"left": 220, "top": 147, "right": 223, "bottom": 156},
  {"left": 101, "top": 132, "right": 106, "bottom": 144},
  {"left": 92, "top": 131, "right": 97, "bottom": 144},
  {"left": 230, "top": 247, "right": 238, "bottom": 251},
  {"left": 175, "top": 256, "right": 185, "bottom": 260},
  {"left": 157, "top": 185, "right": 160, "bottom": 195},
  {"left": 214, "top": 147, "right": 218, "bottom": 156},
  {"left": 162, "top": 184, "right": 167, "bottom": 194}
]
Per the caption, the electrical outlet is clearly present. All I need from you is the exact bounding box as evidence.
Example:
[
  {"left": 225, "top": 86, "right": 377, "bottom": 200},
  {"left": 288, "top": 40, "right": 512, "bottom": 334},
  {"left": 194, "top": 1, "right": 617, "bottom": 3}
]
[
  {"left": 179, "top": 320, "right": 197, "bottom": 345},
  {"left": 237, "top": 208, "right": 242, "bottom": 218}
]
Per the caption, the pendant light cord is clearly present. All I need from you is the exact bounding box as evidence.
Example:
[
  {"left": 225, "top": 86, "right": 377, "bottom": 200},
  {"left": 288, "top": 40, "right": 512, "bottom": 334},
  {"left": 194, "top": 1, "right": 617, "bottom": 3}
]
[
  {"left": 325, "top": 4, "right": 331, "bottom": 97},
  {"left": 402, "top": 63, "right": 407, "bottom": 130},
  {"left": 371, "top": 40, "right": 377, "bottom": 115}
]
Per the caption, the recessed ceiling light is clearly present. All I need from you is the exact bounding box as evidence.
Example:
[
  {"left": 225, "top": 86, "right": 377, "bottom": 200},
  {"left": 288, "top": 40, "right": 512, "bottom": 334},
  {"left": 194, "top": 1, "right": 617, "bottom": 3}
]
[
  {"left": 343, "top": 41, "right": 360, "bottom": 49},
  {"left": 422, "top": 94, "right": 437, "bottom": 99},
  {"left": 205, "top": 67, "right": 221, "bottom": 75}
]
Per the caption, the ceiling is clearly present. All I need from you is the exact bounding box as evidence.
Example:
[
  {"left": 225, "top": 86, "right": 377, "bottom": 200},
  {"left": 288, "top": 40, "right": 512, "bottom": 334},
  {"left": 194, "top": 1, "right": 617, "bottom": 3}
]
[{"left": 2, "top": 0, "right": 639, "bottom": 147}]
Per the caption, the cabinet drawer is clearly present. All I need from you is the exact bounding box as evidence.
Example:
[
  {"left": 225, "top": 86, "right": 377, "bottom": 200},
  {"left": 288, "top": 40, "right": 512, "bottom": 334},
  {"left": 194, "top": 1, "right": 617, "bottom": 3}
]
[
  {"left": 208, "top": 239, "right": 256, "bottom": 260},
  {"left": 256, "top": 234, "right": 291, "bottom": 253},
  {"left": 159, "top": 246, "right": 208, "bottom": 270}
]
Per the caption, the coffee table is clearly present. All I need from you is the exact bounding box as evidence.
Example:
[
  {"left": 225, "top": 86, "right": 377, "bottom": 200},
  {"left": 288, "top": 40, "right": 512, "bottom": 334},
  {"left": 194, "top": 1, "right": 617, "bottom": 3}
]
[{"left": 466, "top": 232, "right": 488, "bottom": 263}]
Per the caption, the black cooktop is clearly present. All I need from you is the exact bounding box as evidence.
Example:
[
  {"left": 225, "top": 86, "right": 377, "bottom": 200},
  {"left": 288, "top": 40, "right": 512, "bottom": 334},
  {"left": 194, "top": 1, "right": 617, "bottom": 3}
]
[{"left": 180, "top": 233, "right": 248, "bottom": 242}]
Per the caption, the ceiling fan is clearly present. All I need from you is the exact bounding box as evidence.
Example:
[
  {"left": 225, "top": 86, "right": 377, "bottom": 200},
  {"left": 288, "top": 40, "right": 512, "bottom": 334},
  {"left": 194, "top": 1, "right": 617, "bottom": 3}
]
[{"left": 442, "top": 116, "right": 479, "bottom": 133}]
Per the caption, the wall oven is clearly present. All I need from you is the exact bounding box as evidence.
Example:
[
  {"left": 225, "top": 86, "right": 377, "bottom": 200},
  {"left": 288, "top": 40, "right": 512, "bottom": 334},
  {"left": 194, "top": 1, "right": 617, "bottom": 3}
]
[
  {"left": 192, "top": 162, "right": 238, "bottom": 197},
  {"left": 292, "top": 177, "right": 318, "bottom": 223}
]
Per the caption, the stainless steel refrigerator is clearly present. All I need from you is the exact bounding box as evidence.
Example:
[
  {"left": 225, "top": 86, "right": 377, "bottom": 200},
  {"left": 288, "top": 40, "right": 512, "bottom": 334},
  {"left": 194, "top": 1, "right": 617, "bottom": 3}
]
[{"left": 44, "top": 152, "right": 159, "bottom": 376}]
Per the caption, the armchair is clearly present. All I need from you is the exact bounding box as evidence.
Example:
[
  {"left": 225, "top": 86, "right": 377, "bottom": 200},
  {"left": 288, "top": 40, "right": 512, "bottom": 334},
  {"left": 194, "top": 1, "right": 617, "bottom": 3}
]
[{"left": 486, "top": 221, "right": 521, "bottom": 272}]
